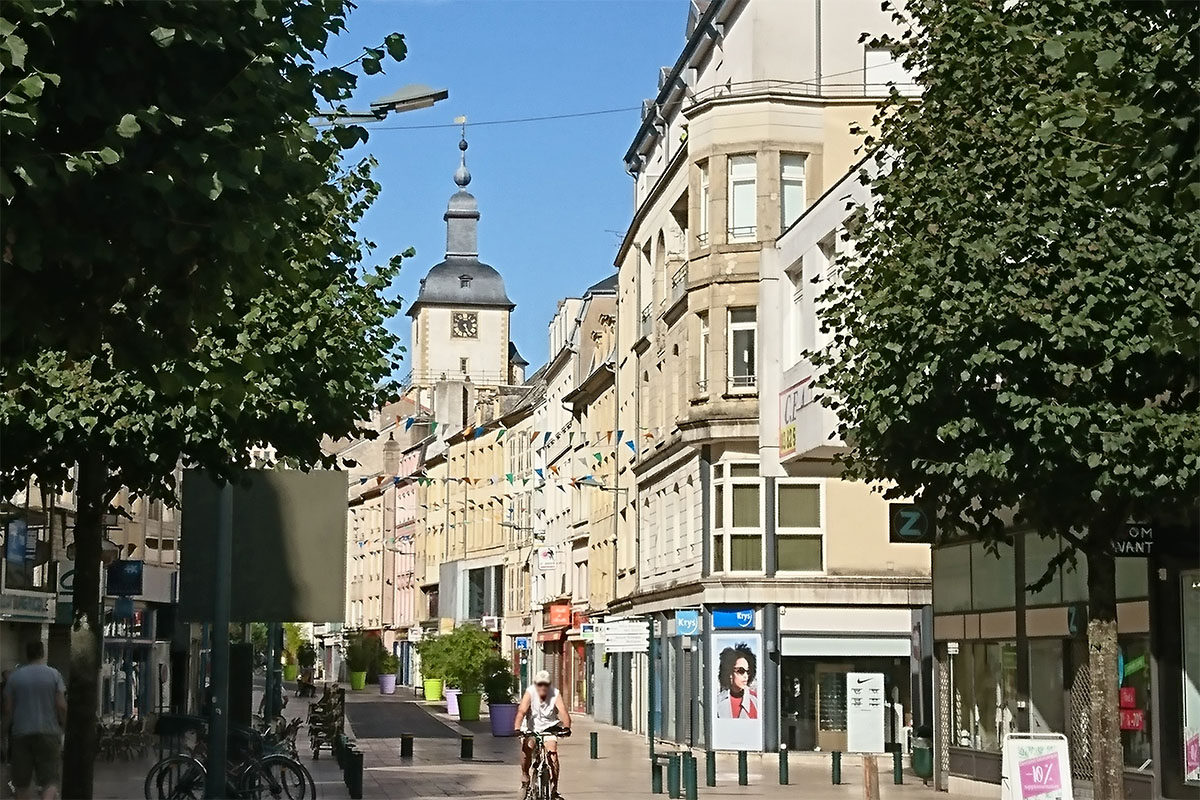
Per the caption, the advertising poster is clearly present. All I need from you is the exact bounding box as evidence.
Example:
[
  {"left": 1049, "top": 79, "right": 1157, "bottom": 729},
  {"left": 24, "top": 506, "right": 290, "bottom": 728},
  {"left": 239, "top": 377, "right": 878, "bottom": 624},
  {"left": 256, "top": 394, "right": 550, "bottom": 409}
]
[
  {"left": 1000, "top": 733, "right": 1073, "bottom": 800},
  {"left": 711, "top": 632, "right": 763, "bottom": 751}
]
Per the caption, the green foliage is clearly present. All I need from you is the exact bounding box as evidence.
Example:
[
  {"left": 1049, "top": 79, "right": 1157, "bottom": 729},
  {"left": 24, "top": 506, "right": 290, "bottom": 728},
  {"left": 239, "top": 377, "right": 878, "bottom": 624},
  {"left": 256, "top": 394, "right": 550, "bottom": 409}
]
[
  {"left": 297, "top": 641, "right": 317, "bottom": 669},
  {"left": 380, "top": 649, "right": 399, "bottom": 675},
  {"left": 415, "top": 634, "right": 448, "bottom": 680},
  {"left": 344, "top": 632, "right": 373, "bottom": 673},
  {"left": 816, "top": 0, "right": 1200, "bottom": 554},
  {"left": 437, "top": 624, "right": 501, "bottom": 694},
  {"left": 284, "top": 622, "right": 306, "bottom": 663},
  {"left": 249, "top": 623, "right": 269, "bottom": 657},
  {"left": 481, "top": 655, "right": 517, "bottom": 704}
]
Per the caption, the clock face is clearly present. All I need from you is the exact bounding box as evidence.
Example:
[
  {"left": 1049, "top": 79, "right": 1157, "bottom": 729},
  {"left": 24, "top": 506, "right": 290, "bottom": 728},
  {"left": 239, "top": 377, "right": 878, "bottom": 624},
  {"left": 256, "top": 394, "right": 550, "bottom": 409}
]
[{"left": 452, "top": 311, "right": 479, "bottom": 338}]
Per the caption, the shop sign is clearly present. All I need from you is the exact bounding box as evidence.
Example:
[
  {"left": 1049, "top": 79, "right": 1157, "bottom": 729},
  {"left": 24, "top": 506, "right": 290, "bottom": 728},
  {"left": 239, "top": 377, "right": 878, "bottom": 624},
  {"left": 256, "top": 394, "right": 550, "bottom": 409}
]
[
  {"left": 675, "top": 610, "right": 700, "bottom": 637},
  {"left": 580, "top": 624, "right": 596, "bottom": 641},
  {"left": 888, "top": 503, "right": 935, "bottom": 544},
  {"left": 712, "top": 607, "right": 755, "bottom": 630},
  {"left": 106, "top": 559, "right": 144, "bottom": 597},
  {"left": 1119, "top": 709, "right": 1145, "bottom": 731},
  {"left": 1119, "top": 687, "right": 1136, "bottom": 708},
  {"left": 0, "top": 590, "right": 56, "bottom": 621},
  {"left": 846, "top": 672, "right": 885, "bottom": 753},
  {"left": 778, "top": 378, "right": 815, "bottom": 459},
  {"left": 710, "top": 632, "right": 763, "bottom": 751},
  {"left": 601, "top": 619, "right": 649, "bottom": 653},
  {"left": 1113, "top": 523, "right": 1153, "bottom": 557},
  {"left": 536, "top": 547, "right": 557, "bottom": 571},
  {"left": 571, "top": 611, "right": 588, "bottom": 629},
  {"left": 1123, "top": 654, "right": 1146, "bottom": 678},
  {"left": 514, "top": 636, "right": 531, "bottom": 650},
  {"left": 1185, "top": 733, "right": 1200, "bottom": 782},
  {"left": 1000, "top": 733, "right": 1073, "bottom": 800},
  {"left": 547, "top": 603, "right": 571, "bottom": 628},
  {"left": 407, "top": 627, "right": 424, "bottom": 643}
]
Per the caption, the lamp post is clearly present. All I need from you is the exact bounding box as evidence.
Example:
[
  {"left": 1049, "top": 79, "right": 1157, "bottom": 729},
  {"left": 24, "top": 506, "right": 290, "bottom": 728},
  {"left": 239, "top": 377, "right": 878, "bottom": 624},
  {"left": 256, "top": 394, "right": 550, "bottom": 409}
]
[{"left": 312, "top": 84, "right": 450, "bottom": 124}]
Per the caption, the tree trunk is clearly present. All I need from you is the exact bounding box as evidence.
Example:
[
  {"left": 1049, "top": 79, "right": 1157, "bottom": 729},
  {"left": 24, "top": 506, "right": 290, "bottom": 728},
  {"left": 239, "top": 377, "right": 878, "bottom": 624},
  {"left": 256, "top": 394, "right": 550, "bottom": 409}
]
[
  {"left": 61, "top": 455, "right": 105, "bottom": 799},
  {"left": 1086, "top": 545, "right": 1123, "bottom": 800}
]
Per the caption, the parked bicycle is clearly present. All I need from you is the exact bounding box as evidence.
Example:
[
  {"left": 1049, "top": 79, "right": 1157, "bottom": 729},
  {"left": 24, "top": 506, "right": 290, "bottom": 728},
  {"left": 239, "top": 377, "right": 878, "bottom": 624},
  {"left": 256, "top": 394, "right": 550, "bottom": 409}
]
[
  {"left": 144, "top": 725, "right": 315, "bottom": 800},
  {"left": 522, "top": 725, "right": 571, "bottom": 800}
]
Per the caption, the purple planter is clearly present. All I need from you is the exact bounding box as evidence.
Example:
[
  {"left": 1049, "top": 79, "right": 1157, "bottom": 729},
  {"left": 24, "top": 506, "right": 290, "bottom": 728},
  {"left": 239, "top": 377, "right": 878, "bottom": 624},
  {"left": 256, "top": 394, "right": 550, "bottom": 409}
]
[
  {"left": 445, "top": 688, "right": 461, "bottom": 716},
  {"left": 489, "top": 703, "right": 519, "bottom": 736}
]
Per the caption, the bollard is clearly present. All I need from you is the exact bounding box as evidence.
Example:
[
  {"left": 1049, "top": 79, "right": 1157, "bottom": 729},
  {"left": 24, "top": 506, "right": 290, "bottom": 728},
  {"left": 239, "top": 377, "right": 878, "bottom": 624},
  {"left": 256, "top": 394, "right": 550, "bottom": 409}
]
[
  {"left": 684, "top": 753, "right": 698, "bottom": 800},
  {"left": 893, "top": 749, "right": 903, "bottom": 784},
  {"left": 705, "top": 751, "right": 716, "bottom": 787},
  {"left": 335, "top": 734, "right": 348, "bottom": 768},
  {"left": 832, "top": 750, "right": 842, "bottom": 785},
  {"left": 460, "top": 734, "right": 474, "bottom": 760},
  {"left": 779, "top": 744, "right": 789, "bottom": 785},
  {"left": 346, "top": 748, "right": 364, "bottom": 800},
  {"left": 590, "top": 731, "right": 599, "bottom": 760},
  {"left": 399, "top": 733, "right": 414, "bottom": 759},
  {"left": 652, "top": 760, "right": 664, "bottom": 794},
  {"left": 667, "top": 753, "right": 682, "bottom": 799},
  {"left": 737, "top": 750, "right": 748, "bottom": 786}
]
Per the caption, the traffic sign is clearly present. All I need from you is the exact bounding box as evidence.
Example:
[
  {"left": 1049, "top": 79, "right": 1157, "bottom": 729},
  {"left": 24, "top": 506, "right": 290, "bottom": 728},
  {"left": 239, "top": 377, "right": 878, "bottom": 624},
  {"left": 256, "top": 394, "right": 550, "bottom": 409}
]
[{"left": 601, "top": 620, "right": 649, "bottom": 653}]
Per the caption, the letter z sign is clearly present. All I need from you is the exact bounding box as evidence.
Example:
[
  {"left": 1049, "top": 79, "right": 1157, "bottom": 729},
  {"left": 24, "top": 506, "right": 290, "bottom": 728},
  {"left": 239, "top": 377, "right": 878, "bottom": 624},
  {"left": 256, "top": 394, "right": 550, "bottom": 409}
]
[{"left": 889, "top": 503, "right": 934, "bottom": 544}]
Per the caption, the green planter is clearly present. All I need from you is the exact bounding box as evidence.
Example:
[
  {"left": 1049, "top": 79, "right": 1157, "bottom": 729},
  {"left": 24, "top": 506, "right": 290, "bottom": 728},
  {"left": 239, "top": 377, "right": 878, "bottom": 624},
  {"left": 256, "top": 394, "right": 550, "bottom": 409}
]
[
  {"left": 283, "top": 664, "right": 300, "bottom": 682},
  {"left": 457, "top": 691, "right": 482, "bottom": 721},
  {"left": 349, "top": 670, "right": 367, "bottom": 691},
  {"left": 423, "top": 678, "right": 444, "bottom": 702}
]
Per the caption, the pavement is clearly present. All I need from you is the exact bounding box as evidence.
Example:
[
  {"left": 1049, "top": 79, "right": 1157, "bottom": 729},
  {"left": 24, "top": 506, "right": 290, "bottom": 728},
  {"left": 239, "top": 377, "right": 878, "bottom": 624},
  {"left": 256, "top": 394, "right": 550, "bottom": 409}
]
[{"left": 83, "top": 682, "right": 950, "bottom": 799}]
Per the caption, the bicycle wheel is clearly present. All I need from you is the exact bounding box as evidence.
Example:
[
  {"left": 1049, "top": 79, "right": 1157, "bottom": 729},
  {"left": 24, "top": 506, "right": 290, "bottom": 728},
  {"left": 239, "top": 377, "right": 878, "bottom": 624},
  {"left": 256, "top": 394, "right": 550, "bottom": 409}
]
[
  {"left": 241, "top": 753, "right": 317, "bottom": 800},
  {"left": 537, "top": 759, "right": 553, "bottom": 800},
  {"left": 144, "top": 754, "right": 206, "bottom": 800}
]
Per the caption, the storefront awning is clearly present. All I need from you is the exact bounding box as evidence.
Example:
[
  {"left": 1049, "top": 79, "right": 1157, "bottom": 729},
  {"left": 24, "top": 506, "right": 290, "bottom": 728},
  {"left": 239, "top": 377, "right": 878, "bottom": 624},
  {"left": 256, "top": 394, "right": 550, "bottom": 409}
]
[{"left": 537, "top": 629, "right": 566, "bottom": 642}]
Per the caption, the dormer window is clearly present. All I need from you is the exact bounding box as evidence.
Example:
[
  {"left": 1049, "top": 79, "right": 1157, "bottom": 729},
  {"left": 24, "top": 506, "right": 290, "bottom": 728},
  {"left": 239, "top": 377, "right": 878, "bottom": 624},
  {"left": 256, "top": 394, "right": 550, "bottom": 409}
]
[{"left": 459, "top": 274, "right": 473, "bottom": 289}]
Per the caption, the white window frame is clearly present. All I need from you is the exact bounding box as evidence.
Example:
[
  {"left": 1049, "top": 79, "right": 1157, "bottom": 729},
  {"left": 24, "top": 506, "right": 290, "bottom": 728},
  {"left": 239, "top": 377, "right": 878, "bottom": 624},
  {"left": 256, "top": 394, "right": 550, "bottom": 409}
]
[
  {"left": 727, "top": 307, "right": 757, "bottom": 393},
  {"left": 774, "top": 479, "right": 826, "bottom": 574},
  {"left": 698, "top": 161, "right": 710, "bottom": 244},
  {"left": 780, "top": 153, "right": 807, "bottom": 231},
  {"left": 727, "top": 154, "right": 757, "bottom": 241},
  {"left": 710, "top": 462, "right": 765, "bottom": 575},
  {"left": 698, "top": 313, "right": 710, "bottom": 393}
]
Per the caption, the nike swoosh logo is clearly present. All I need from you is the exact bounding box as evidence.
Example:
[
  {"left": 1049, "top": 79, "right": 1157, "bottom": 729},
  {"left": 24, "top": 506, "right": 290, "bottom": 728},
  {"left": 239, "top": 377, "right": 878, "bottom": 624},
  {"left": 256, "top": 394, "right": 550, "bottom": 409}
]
[{"left": 856, "top": 678, "right": 871, "bottom": 684}]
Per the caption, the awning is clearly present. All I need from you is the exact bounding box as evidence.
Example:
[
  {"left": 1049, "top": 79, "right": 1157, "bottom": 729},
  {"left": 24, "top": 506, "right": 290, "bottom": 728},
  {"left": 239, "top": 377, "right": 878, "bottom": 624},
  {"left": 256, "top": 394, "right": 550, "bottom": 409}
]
[{"left": 537, "top": 629, "right": 566, "bottom": 643}]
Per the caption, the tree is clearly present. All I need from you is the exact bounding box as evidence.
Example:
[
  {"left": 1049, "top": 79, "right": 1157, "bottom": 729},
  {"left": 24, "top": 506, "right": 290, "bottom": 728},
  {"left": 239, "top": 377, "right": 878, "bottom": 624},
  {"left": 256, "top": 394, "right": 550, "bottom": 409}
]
[
  {"left": 1, "top": 3, "right": 412, "bottom": 795},
  {"left": 814, "top": 2, "right": 1199, "bottom": 797}
]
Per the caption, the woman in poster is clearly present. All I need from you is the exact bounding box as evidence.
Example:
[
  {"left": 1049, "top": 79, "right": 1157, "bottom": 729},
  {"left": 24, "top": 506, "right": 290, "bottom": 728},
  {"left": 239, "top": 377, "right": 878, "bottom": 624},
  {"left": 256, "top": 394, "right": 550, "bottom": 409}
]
[{"left": 715, "top": 642, "right": 759, "bottom": 719}]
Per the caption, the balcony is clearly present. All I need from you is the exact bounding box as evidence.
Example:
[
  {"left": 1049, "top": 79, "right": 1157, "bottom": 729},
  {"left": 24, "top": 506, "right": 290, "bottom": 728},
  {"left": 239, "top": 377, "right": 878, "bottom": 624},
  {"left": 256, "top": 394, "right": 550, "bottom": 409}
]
[
  {"left": 639, "top": 304, "right": 653, "bottom": 339},
  {"left": 690, "top": 78, "right": 920, "bottom": 105},
  {"left": 670, "top": 262, "right": 688, "bottom": 304},
  {"left": 727, "top": 374, "right": 757, "bottom": 394}
]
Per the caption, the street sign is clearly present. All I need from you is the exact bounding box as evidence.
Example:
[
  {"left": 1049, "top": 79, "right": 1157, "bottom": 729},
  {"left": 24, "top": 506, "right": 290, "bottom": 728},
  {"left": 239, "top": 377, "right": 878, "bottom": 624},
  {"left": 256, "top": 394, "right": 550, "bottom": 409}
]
[
  {"left": 1001, "top": 733, "right": 1073, "bottom": 800},
  {"left": 580, "top": 623, "right": 596, "bottom": 641},
  {"left": 536, "top": 547, "right": 557, "bottom": 571},
  {"left": 846, "top": 672, "right": 886, "bottom": 753},
  {"left": 601, "top": 619, "right": 650, "bottom": 653},
  {"left": 889, "top": 503, "right": 934, "bottom": 543},
  {"left": 514, "top": 636, "right": 531, "bottom": 650},
  {"left": 712, "top": 607, "right": 755, "bottom": 630},
  {"left": 407, "top": 627, "right": 424, "bottom": 643},
  {"left": 675, "top": 610, "right": 700, "bottom": 637}
]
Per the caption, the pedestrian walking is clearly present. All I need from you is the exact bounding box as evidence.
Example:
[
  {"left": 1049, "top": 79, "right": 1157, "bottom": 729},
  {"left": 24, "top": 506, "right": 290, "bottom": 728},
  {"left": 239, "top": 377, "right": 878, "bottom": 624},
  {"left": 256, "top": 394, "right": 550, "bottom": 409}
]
[{"left": 1, "top": 641, "right": 67, "bottom": 800}]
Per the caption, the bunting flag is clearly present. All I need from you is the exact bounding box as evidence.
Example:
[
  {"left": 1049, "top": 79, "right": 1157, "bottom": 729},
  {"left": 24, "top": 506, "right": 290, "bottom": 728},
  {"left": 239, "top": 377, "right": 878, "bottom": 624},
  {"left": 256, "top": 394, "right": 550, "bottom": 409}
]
[
  {"left": 430, "top": 421, "right": 439, "bottom": 434},
  {"left": 506, "top": 473, "right": 514, "bottom": 483},
  {"left": 530, "top": 430, "right": 540, "bottom": 444},
  {"left": 474, "top": 426, "right": 485, "bottom": 439},
  {"left": 405, "top": 417, "right": 416, "bottom": 431},
  {"left": 359, "top": 477, "right": 369, "bottom": 485},
  {"left": 616, "top": 429, "right": 624, "bottom": 444},
  {"left": 643, "top": 431, "right": 654, "bottom": 439},
  {"left": 534, "top": 468, "right": 544, "bottom": 479},
  {"left": 496, "top": 428, "right": 507, "bottom": 443},
  {"left": 568, "top": 432, "right": 576, "bottom": 445},
  {"left": 543, "top": 432, "right": 551, "bottom": 445},
  {"left": 375, "top": 476, "right": 386, "bottom": 485},
  {"left": 548, "top": 464, "right": 560, "bottom": 475},
  {"left": 626, "top": 440, "right": 637, "bottom": 455},
  {"left": 606, "top": 431, "right": 613, "bottom": 444},
  {"left": 594, "top": 452, "right": 603, "bottom": 462}
]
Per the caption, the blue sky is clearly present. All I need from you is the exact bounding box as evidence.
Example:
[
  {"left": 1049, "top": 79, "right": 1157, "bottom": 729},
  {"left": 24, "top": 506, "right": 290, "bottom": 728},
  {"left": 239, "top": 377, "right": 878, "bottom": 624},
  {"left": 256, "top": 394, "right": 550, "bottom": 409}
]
[{"left": 321, "top": 0, "right": 684, "bottom": 372}]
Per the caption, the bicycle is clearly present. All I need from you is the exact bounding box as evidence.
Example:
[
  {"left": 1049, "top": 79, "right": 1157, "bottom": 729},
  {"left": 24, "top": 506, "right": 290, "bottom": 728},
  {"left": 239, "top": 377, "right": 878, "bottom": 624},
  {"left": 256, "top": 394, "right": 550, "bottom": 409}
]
[
  {"left": 522, "top": 725, "right": 571, "bottom": 800},
  {"left": 144, "top": 726, "right": 316, "bottom": 800}
]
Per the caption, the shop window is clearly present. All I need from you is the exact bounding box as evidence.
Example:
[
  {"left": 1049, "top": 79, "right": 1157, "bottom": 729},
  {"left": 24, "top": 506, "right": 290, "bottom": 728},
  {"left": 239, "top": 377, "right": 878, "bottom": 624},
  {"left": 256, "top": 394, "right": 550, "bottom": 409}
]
[
  {"left": 776, "top": 482, "right": 823, "bottom": 572},
  {"left": 1183, "top": 569, "right": 1200, "bottom": 784},
  {"left": 1028, "top": 640, "right": 1065, "bottom": 734},
  {"left": 711, "top": 463, "right": 762, "bottom": 573},
  {"left": 1119, "top": 635, "right": 1153, "bottom": 768},
  {"left": 970, "top": 541, "right": 1015, "bottom": 610},
  {"left": 950, "top": 641, "right": 1018, "bottom": 752},
  {"left": 932, "top": 545, "right": 972, "bottom": 612}
]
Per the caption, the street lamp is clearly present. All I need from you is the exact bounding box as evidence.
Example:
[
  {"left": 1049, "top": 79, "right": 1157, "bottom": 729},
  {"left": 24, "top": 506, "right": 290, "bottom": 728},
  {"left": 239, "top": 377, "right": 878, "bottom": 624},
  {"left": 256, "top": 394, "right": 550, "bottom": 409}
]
[{"left": 313, "top": 84, "right": 449, "bottom": 124}]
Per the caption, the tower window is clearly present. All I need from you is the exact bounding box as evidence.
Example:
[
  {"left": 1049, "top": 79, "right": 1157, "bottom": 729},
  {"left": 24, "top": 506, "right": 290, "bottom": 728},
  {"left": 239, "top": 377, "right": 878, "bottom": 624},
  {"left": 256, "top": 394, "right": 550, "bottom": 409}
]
[
  {"left": 460, "top": 357, "right": 469, "bottom": 374},
  {"left": 459, "top": 274, "right": 473, "bottom": 288}
]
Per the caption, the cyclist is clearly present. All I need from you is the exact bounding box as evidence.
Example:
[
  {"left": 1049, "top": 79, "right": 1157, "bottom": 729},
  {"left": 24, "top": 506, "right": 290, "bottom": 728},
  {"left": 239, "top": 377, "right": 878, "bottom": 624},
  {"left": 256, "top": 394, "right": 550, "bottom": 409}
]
[{"left": 513, "top": 670, "right": 571, "bottom": 799}]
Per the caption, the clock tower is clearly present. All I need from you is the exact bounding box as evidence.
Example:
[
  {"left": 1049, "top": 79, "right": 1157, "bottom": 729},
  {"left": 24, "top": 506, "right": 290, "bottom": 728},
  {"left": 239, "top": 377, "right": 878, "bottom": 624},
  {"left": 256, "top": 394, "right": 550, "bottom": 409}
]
[{"left": 407, "top": 135, "right": 518, "bottom": 400}]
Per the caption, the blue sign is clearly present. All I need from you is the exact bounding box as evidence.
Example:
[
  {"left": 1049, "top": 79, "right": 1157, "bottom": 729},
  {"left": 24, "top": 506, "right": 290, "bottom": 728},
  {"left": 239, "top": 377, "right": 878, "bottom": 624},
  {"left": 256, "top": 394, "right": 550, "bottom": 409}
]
[
  {"left": 106, "top": 560, "right": 144, "bottom": 597},
  {"left": 711, "top": 607, "right": 755, "bottom": 630},
  {"left": 515, "top": 637, "right": 531, "bottom": 650},
  {"left": 5, "top": 520, "right": 28, "bottom": 565},
  {"left": 675, "top": 610, "right": 700, "bottom": 637}
]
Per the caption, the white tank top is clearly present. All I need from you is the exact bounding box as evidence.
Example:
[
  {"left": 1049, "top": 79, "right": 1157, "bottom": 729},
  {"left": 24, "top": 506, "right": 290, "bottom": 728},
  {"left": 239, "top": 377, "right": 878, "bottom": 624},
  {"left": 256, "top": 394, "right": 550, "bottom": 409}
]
[{"left": 526, "top": 686, "right": 560, "bottom": 732}]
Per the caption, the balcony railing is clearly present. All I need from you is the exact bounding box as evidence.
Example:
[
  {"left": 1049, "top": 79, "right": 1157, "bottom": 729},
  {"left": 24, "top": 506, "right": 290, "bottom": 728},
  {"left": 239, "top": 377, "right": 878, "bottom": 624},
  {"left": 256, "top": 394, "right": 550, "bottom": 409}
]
[
  {"left": 690, "top": 78, "right": 920, "bottom": 105},
  {"left": 695, "top": 231, "right": 709, "bottom": 247},
  {"left": 639, "top": 304, "right": 653, "bottom": 338},
  {"left": 727, "top": 225, "right": 758, "bottom": 242},
  {"left": 728, "top": 374, "right": 757, "bottom": 393},
  {"left": 670, "top": 263, "right": 687, "bottom": 304}
]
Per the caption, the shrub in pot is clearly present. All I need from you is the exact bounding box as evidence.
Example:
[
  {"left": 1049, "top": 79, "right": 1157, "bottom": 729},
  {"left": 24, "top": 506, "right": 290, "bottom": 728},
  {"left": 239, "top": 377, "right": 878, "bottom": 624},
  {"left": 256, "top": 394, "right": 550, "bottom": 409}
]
[
  {"left": 378, "top": 652, "right": 399, "bottom": 695},
  {"left": 282, "top": 648, "right": 299, "bottom": 682},
  {"left": 483, "top": 656, "right": 520, "bottom": 737},
  {"left": 439, "top": 624, "right": 498, "bottom": 722},
  {"left": 416, "top": 635, "right": 447, "bottom": 702},
  {"left": 345, "top": 632, "right": 372, "bottom": 691}
]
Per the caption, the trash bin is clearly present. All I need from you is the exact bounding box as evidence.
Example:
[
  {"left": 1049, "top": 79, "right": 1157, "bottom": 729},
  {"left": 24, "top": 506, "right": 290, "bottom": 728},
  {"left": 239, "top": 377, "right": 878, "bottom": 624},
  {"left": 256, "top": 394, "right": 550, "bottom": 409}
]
[{"left": 910, "top": 736, "right": 933, "bottom": 780}]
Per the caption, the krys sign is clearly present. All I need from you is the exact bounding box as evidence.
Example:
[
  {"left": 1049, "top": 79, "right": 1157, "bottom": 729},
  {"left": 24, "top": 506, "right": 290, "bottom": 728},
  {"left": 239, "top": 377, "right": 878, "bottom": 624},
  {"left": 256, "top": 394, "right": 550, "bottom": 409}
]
[{"left": 778, "top": 378, "right": 816, "bottom": 459}]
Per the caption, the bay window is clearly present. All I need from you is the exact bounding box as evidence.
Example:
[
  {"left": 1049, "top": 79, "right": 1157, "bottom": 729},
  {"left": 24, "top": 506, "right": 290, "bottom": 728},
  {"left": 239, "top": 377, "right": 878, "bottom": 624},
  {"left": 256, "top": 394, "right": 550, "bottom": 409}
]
[
  {"left": 727, "top": 155, "right": 757, "bottom": 241},
  {"left": 711, "top": 463, "right": 762, "bottom": 573}
]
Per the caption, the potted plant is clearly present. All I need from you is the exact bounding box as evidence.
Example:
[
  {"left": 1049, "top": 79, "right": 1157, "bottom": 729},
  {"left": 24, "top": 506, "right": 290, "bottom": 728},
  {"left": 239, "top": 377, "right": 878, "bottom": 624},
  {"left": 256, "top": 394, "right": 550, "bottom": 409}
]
[
  {"left": 440, "top": 624, "right": 498, "bottom": 722},
  {"left": 283, "top": 622, "right": 305, "bottom": 681},
  {"left": 483, "top": 656, "right": 520, "bottom": 737},
  {"left": 282, "top": 648, "right": 300, "bottom": 682},
  {"left": 379, "top": 651, "right": 399, "bottom": 695},
  {"left": 345, "top": 633, "right": 371, "bottom": 691},
  {"left": 416, "top": 635, "right": 446, "bottom": 702}
]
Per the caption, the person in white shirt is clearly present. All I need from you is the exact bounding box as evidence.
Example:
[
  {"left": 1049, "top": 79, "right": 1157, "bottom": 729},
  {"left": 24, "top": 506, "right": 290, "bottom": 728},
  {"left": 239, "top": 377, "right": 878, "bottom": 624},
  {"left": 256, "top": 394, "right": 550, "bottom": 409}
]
[{"left": 513, "top": 670, "right": 571, "bottom": 799}]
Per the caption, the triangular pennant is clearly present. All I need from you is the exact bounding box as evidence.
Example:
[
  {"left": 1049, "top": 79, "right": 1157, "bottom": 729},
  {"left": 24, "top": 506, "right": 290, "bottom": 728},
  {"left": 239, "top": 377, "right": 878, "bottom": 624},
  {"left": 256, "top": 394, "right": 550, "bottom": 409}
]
[
  {"left": 405, "top": 417, "right": 416, "bottom": 431},
  {"left": 506, "top": 473, "right": 514, "bottom": 484},
  {"left": 543, "top": 432, "right": 551, "bottom": 445},
  {"left": 474, "top": 426, "right": 485, "bottom": 439},
  {"left": 616, "top": 429, "right": 624, "bottom": 444},
  {"left": 626, "top": 440, "right": 637, "bottom": 454},
  {"left": 530, "top": 430, "right": 540, "bottom": 444},
  {"left": 430, "top": 421, "right": 439, "bottom": 434},
  {"left": 496, "top": 428, "right": 507, "bottom": 443},
  {"left": 606, "top": 431, "right": 613, "bottom": 444},
  {"left": 535, "top": 468, "right": 544, "bottom": 479},
  {"left": 568, "top": 432, "right": 576, "bottom": 445}
]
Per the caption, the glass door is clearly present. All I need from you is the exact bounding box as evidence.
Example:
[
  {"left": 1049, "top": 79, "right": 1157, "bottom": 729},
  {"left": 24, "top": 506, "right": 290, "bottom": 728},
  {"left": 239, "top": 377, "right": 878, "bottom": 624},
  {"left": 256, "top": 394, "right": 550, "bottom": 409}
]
[{"left": 816, "top": 664, "right": 851, "bottom": 752}]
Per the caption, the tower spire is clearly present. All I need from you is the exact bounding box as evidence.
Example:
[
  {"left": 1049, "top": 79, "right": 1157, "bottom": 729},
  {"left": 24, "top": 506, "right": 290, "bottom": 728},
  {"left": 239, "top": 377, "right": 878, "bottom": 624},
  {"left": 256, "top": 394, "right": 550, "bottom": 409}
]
[
  {"left": 444, "top": 120, "right": 479, "bottom": 258},
  {"left": 453, "top": 115, "right": 470, "bottom": 188}
]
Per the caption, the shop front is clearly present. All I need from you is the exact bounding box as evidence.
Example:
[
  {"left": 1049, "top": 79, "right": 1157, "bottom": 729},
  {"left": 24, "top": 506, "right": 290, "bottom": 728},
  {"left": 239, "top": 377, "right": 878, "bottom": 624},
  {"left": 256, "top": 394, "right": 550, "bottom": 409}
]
[{"left": 538, "top": 602, "right": 572, "bottom": 689}]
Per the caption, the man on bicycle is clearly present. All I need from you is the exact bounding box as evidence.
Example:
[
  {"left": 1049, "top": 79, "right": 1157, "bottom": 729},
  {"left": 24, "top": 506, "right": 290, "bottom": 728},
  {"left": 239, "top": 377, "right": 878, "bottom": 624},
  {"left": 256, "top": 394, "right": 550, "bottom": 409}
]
[{"left": 513, "top": 670, "right": 571, "bottom": 799}]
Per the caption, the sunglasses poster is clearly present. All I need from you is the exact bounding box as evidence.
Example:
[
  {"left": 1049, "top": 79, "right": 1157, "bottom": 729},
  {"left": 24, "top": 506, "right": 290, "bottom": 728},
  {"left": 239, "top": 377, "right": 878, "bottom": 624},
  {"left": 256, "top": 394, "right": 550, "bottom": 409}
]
[{"left": 711, "top": 632, "right": 764, "bottom": 751}]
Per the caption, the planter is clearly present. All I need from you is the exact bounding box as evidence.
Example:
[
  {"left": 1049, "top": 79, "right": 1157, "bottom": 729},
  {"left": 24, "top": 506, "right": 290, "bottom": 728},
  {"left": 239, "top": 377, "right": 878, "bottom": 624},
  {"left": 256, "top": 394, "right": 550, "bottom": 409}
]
[
  {"left": 349, "top": 670, "right": 367, "bottom": 691},
  {"left": 445, "top": 688, "right": 461, "bottom": 716},
  {"left": 283, "top": 664, "right": 300, "bottom": 682},
  {"left": 423, "top": 678, "right": 444, "bottom": 702},
  {"left": 458, "top": 692, "right": 482, "bottom": 722},
  {"left": 489, "top": 702, "right": 519, "bottom": 736},
  {"left": 379, "top": 674, "right": 397, "bottom": 695}
]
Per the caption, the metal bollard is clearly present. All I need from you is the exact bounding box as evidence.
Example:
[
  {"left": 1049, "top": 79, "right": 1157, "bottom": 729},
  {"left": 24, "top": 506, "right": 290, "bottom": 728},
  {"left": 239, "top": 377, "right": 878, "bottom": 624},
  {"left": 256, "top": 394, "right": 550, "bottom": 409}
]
[
  {"left": 779, "top": 744, "right": 789, "bottom": 785},
  {"left": 893, "top": 749, "right": 903, "bottom": 784},
  {"left": 705, "top": 751, "right": 716, "bottom": 787},
  {"left": 668, "top": 753, "right": 682, "bottom": 799},
  {"left": 832, "top": 750, "right": 842, "bottom": 785},
  {"left": 737, "top": 751, "right": 748, "bottom": 786},
  {"left": 346, "top": 748, "right": 364, "bottom": 800},
  {"left": 652, "top": 760, "right": 665, "bottom": 794},
  {"left": 460, "top": 734, "right": 474, "bottom": 760},
  {"left": 590, "top": 731, "right": 599, "bottom": 759},
  {"left": 684, "top": 753, "right": 698, "bottom": 800},
  {"left": 400, "top": 733, "right": 414, "bottom": 759}
]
